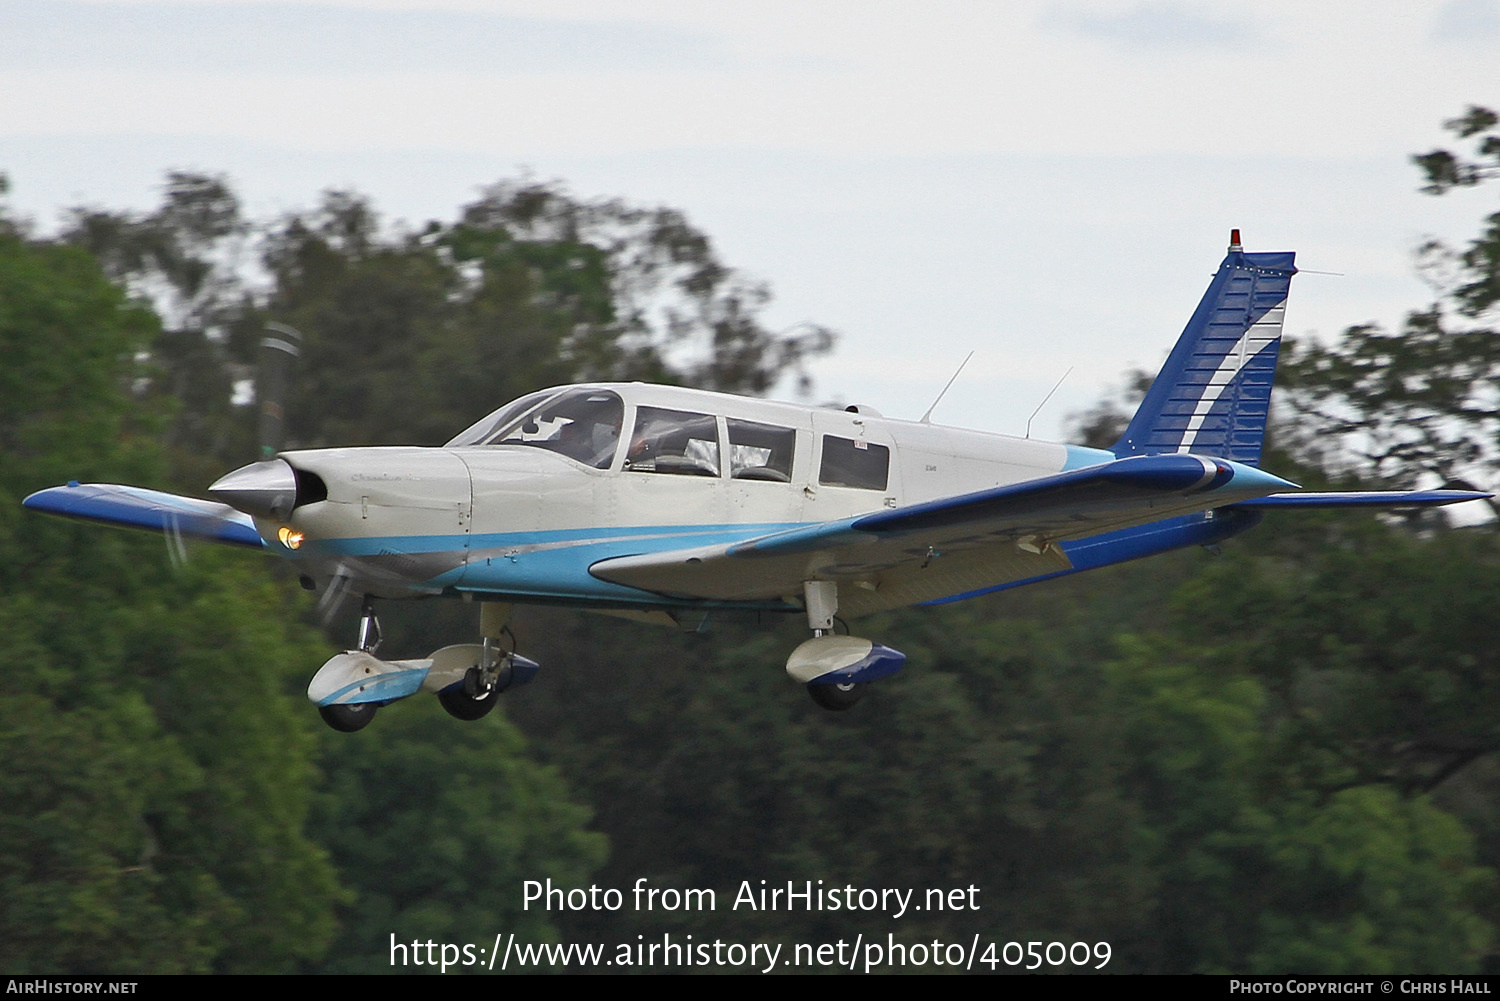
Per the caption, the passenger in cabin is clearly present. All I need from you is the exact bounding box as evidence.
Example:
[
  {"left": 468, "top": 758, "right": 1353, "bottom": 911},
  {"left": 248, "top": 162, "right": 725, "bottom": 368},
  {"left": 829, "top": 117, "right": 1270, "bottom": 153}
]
[{"left": 626, "top": 408, "right": 720, "bottom": 476}]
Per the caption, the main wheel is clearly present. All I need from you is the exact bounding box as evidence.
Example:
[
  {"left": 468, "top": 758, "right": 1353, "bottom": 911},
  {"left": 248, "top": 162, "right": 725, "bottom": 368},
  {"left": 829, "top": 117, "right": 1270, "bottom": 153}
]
[
  {"left": 319, "top": 701, "right": 378, "bottom": 732},
  {"left": 439, "top": 667, "right": 499, "bottom": 721},
  {"left": 807, "top": 681, "right": 865, "bottom": 711}
]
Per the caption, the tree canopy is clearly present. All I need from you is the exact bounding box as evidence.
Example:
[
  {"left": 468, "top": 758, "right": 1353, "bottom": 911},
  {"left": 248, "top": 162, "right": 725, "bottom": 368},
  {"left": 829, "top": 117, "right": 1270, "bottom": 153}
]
[
  {"left": 1280, "top": 106, "right": 1500, "bottom": 496},
  {"left": 0, "top": 193, "right": 604, "bottom": 975},
  {"left": 61, "top": 178, "right": 834, "bottom": 474}
]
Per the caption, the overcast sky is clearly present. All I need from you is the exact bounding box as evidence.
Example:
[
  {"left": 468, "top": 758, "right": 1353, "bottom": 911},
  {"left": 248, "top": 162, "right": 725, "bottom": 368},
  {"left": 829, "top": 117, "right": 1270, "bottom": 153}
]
[{"left": 4, "top": 0, "right": 1497, "bottom": 439}]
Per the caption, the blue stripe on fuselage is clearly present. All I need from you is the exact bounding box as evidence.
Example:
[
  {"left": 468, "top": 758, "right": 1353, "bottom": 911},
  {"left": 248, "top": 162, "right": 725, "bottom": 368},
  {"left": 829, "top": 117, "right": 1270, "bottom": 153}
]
[
  {"left": 293, "top": 508, "right": 1263, "bottom": 612},
  {"left": 298, "top": 523, "right": 800, "bottom": 603},
  {"left": 461, "top": 524, "right": 794, "bottom": 602}
]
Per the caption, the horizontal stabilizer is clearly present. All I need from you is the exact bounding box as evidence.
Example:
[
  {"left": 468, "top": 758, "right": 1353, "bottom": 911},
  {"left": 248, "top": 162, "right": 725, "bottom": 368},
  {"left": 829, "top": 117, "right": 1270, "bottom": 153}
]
[
  {"left": 23, "top": 482, "right": 265, "bottom": 549},
  {"left": 1233, "top": 490, "right": 1491, "bottom": 509}
]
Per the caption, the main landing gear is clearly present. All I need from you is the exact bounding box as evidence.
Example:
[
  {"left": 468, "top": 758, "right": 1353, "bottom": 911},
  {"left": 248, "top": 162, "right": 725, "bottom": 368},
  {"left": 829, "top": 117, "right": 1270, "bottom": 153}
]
[
  {"left": 786, "top": 581, "right": 906, "bottom": 711},
  {"left": 807, "top": 680, "right": 865, "bottom": 712},
  {"left": 435, "top": 602, "right": 515, "bottom": 722}
]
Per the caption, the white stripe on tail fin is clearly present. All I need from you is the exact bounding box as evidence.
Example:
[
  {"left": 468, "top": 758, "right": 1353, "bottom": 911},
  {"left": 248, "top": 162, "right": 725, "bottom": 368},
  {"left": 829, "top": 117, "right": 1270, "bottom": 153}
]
[{"left": 1113, "top": 232, "right": 1297, "bottom": 467}]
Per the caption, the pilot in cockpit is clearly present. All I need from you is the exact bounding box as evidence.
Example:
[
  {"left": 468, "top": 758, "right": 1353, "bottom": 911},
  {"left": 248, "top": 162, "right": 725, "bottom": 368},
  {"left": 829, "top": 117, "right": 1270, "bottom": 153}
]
[
  {"left": 547, "top": 395, "right": 623, "bottom": 469},
  {"left": 555, "top": 416, "right": 616, "bottom": 467}
]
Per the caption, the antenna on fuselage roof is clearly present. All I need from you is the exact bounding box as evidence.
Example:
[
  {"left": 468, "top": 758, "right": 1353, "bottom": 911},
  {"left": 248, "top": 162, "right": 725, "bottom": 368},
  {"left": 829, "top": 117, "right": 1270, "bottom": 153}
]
[
  {"left": 919, "top": 351, "right": 974, "bottom": 424},
  {"left": 1025, "top": 367, "right": 1073, "bottom": 440}
]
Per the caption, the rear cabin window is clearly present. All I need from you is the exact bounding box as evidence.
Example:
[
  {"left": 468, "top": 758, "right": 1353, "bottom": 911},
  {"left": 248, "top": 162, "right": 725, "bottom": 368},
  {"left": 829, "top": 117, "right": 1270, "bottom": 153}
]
[
  {"left": 819, "top": 435, "right": 889, "bottom": 490},
  {"left": 727, "top": 419, "right": 796, "bottom": 482},
  {"left": 626, "top": 407, "right": 721, "bottom": 477}
]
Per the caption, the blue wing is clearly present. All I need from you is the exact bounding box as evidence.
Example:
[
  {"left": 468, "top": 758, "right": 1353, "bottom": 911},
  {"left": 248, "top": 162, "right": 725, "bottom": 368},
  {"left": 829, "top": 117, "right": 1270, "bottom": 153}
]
[
  {"left": 590, "top": 454, "right": 1296, "bottom": 614},
  {"left": 589, "top": 456, "right": 1490, "bottom": 616},
  {"left": 23, "top": 482, "right": 266, "bottom": 549}
]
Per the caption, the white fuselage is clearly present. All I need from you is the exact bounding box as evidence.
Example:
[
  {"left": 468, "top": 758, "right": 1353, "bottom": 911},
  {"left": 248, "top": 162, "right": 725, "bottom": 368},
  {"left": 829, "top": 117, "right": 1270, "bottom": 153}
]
[{"left": 265, "top": 383, "right": 1112, "bottom": 607}]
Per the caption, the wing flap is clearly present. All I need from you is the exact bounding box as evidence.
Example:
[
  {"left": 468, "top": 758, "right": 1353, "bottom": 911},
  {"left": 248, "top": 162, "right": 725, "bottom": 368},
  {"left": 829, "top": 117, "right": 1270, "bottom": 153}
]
[
  {"left": 23, "top": 483, "right": 266, "bottom": 549},
  {"left": 590, "top": 528, "right": 1072, "bottom": 615}
]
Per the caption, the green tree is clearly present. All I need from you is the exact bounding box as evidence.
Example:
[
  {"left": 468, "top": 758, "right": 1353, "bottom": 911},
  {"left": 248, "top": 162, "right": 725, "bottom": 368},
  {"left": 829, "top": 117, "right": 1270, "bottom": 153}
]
[
  {"left": 4, "top": 191, "right": 612, "bottom": 975},
  {"left": 27, "top": 151, "right": 1500, "bottom": 977},
  {"left": 0, "top": 224, "right": 341, "bottom": 973},
  {"left": 308, "top": 706, "right": 607, "bottom": 974},
  {"left": 60, "top": 172, "right": 254, "bottom": 475},
  {"left": 1099, "top": 583, "right": 1495, "bottom": 974},
  {"left": 1281, "top": 106, "right": 1500, "bottom": 493},
  {"left": 64, "top": 175, "right": 834, "bottom": 470},
  {"left": 259, "top": 181, "right": 834, "bottom": 450}
]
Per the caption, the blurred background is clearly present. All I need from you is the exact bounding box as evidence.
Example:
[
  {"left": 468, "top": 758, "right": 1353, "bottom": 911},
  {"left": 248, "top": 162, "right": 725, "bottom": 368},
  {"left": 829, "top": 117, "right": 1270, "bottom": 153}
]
[{"left": 2, "top": 0, "right": 1498, "bottom": 974}]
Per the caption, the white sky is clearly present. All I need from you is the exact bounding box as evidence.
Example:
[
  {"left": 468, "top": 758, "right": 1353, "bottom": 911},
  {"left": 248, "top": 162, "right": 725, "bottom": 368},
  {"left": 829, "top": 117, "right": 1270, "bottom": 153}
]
[{"left": 3, "top": 0, "right": 1497, "bottom": 439}]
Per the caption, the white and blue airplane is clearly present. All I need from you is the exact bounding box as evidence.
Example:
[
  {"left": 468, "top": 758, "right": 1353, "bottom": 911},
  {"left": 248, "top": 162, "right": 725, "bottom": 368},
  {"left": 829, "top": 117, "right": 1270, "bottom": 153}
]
[{"left": 25, "top": 232, "right": 1487, "bottom": 730}]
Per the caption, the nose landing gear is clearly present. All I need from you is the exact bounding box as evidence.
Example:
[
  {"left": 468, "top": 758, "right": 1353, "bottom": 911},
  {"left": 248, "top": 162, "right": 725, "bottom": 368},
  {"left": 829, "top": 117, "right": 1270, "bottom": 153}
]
[
  {"left": 316, "top": 596, "right": 387, "bottom": 732},
  {"left": 308, "top": 598, "right": 540, "bottom": 732}
]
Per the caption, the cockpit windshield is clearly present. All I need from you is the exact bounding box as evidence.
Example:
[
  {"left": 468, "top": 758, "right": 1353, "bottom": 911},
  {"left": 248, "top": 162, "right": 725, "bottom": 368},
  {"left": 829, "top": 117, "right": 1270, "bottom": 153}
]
[
  {"left": 451, "top": 388, "right": 624, "bottom": 469},
  {"left": 445, "top": 390, "right": 558, "bottom": 448}
]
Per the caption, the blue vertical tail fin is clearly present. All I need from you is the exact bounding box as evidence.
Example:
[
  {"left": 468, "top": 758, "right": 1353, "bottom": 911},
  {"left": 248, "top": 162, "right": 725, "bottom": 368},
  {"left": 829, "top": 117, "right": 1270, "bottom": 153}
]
[{"left": 1112, "top": 232, "right": 1297, "bottom": 467}]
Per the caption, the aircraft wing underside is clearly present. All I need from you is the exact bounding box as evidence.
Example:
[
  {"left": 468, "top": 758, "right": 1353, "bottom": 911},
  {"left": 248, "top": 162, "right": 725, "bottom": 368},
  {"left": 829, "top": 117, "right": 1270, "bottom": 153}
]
[{"left": 590, "top": 453, "right": 1291, "bottom": 617}]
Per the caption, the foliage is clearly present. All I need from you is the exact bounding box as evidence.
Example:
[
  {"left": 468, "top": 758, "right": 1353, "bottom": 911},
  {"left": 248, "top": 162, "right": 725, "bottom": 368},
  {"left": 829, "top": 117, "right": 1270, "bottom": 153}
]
[
  {"left": 1280, "top": 106, "right": 1500, "bottom": 492},
  {"left": 308, "top": 703, "right": 606, "bottom": 974},
  {"left": 0, "top": 227, "right": 339, "bottom": 973},
  {"left": 506, "top": 519, "right": 1497, "bottom": 974},
  {"left": 62, "top": 177, "right": 834, "bottom": 472}
]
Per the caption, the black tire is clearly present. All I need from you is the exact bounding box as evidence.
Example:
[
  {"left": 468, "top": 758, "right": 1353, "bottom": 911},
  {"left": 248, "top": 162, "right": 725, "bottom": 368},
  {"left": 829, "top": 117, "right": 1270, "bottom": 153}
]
[
  {"left": 319, "top": 701, "right": 378, "bottom": 732},
  {"left": 807, "top": 681, "right": 865, "bottom": 711},
  {"left": 439, "top": 667, "right": 499, "bottom": 721}
]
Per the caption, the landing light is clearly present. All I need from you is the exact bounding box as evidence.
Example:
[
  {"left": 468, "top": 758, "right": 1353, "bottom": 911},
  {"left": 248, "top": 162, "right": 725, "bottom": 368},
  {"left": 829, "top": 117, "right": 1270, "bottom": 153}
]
[{"left": 277, "top": 526, "right": 304, "bottom": 550}]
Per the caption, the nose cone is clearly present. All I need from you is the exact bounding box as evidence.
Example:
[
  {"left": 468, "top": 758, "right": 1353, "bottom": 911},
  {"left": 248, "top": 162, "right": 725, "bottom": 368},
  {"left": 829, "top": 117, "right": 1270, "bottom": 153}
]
[{"left": 210, "top": 459, "right": 298, "bottom": 520}]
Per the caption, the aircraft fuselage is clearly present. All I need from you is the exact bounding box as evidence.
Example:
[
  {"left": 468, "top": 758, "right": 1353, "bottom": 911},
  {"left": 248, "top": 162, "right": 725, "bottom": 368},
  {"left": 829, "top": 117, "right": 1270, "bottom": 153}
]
[{"left": 252, "top": 382, "right": 1273, "bottom": 615}]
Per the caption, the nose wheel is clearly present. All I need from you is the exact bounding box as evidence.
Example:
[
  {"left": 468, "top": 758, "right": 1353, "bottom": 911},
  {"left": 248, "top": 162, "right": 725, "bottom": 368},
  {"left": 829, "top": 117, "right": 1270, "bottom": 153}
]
[
  {"left": 319, "top": 701, "right": 378, "bottom": 732},
  {"left": 312, "top": 596, "right": 386, "bottom": 732}
]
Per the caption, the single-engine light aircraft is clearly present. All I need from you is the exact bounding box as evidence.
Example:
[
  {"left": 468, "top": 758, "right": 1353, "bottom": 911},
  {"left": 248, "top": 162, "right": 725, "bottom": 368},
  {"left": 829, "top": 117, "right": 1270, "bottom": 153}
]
[{"left": 25, "top": 232, "right": 1489, "bottom": 730}]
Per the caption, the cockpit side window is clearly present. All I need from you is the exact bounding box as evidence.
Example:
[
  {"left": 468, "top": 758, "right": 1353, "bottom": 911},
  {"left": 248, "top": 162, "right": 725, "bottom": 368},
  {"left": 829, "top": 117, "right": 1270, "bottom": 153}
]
[
  {"left": 727, "top": 419, "right": 795, "bottom": 482},
  {"left": 486, "top": 389, "right": 623, "bottom": 469},
  {"left": 819, "top": 435, "right": 889, "bottom": 490},
  {"left": 625, "top": 407, "right": 721, "bottom": 477},
  {"left": 445, "top": 390, "right": 557, "bottom": 447}
]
